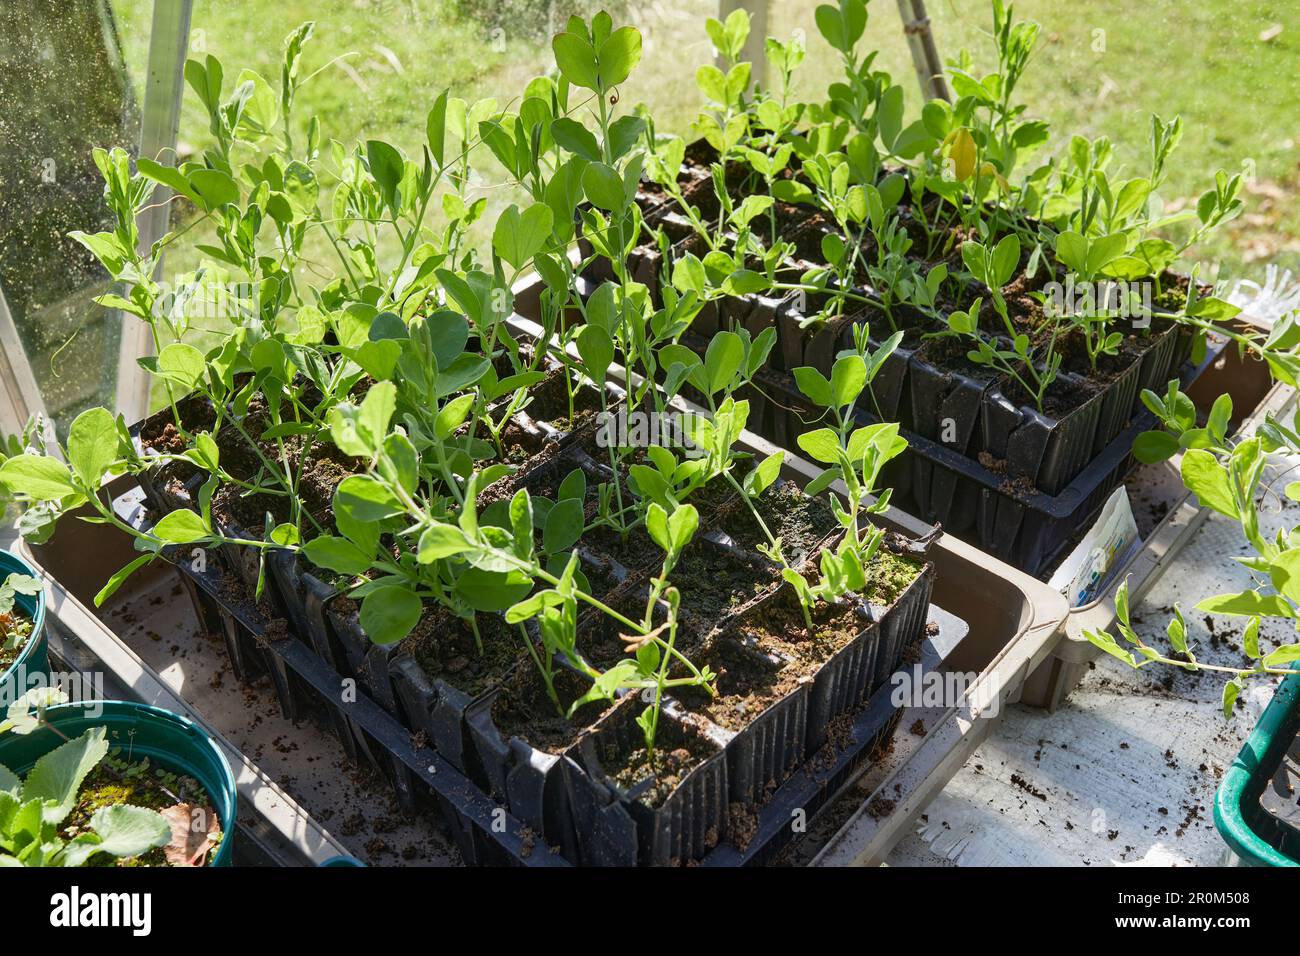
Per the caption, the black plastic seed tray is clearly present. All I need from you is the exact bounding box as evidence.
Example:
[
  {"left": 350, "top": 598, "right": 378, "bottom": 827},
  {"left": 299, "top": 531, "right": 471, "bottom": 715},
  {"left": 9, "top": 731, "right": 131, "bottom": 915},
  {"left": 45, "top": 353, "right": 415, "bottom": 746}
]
[
  {"left": 160, "top": 525, "right": 570, "bottom": 868},
  {"left": 161, "top": 516, "right": 964, "bottom": 866},
  {"left": 700, "top": 602, "right": 966, "bottom": 866},
  {"left": 747, "top": 331, "right": 1230, "bottom": 577}
]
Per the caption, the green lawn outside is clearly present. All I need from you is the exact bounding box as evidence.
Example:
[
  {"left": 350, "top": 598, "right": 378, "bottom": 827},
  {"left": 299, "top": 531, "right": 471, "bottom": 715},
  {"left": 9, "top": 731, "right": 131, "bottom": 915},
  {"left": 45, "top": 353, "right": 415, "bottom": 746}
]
[{"left": 106, "top": 0, "right": 1300, "bottom": 356}]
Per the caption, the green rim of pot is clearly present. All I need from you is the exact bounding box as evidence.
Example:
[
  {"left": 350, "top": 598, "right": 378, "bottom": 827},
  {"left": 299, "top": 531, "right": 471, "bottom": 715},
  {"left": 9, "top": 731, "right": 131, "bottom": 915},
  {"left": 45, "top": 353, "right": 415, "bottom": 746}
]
[
  {"left": 1213, "top": 670, "right": 1300, "bottom": 867},
  {"left": 0, "top": 700, "right": 239, "bottom": 867},
  {"left": 0, "top": 548, "right": 47, "bottom": 692}
]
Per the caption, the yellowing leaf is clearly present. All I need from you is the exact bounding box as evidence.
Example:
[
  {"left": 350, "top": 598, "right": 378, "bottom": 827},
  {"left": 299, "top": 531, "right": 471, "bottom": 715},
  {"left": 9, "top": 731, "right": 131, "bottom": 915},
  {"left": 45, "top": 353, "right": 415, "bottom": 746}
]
[{"left": 943, "top": 128, "right": 977, "bottom": 181}]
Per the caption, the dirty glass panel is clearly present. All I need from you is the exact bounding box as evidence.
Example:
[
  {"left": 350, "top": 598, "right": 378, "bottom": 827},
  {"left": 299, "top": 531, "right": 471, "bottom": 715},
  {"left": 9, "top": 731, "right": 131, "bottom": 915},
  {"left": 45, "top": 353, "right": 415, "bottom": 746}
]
[{"left": 0, "top": 0, "right": 145, "bottom": 436}]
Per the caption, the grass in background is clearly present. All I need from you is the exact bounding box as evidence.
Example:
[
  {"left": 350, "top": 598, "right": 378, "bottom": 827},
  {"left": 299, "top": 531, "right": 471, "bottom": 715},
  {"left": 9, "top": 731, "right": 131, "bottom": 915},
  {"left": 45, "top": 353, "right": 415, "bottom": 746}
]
[
  {"left": 773, "top": 0, "right": 1300, "bottom": 277},
  {"left": 108, "top": 0, "right": 1300, "bottom": 349}
]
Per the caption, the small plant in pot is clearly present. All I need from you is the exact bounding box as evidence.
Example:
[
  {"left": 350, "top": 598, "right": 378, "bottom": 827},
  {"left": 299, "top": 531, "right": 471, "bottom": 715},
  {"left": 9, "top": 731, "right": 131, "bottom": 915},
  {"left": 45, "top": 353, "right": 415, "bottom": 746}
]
[
  {"left": 0, "top": 567, "right": 42, "bottom": 688},
  {"left": 0, "top": 692, "right": 236, "bottom": 867}
]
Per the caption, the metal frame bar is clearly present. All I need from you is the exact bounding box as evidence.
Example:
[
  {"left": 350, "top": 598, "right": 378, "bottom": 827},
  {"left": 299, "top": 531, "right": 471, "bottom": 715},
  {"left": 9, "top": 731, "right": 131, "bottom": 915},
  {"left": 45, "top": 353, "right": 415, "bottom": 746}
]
[
  {"left": 0, "top": 285, "right": 53, "bottom": 443},
  {"left": 114, "top": 0, "right": 192, "bottom": 423},
  {"left": 896, "top": 0, "right": 950, "bottom": 101},
  {"left": 719, "top": 0, "right": 949, "bottom": 101},
  {"left": 719, "top": 0, "right": 769, "bottom": 87}
]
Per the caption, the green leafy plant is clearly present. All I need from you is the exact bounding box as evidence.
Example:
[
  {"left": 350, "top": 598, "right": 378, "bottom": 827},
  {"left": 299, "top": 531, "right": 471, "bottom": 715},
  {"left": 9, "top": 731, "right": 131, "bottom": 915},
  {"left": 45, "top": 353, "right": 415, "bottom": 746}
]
[
  {"left": 939, "top": 235, "right": 1061, "bottom": 411},
  {"left": 0, "top": 573, "right": 40, "bottom": 668},
  {"left": 0, "top": 693, "right": 172, "bottom": 868},
  {"left": 1088, "top": 396, "right": 1300, "bottom": 715},
  {"left": 790, "top": 350, "right": 909, "bottom": 628}
]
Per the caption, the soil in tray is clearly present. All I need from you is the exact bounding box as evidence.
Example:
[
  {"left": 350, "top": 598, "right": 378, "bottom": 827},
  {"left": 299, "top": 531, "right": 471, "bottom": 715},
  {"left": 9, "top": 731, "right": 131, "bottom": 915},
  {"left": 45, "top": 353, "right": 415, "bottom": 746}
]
[
  {"left": 999, "top": 366, "right": 1103, "bottom": 420},
  {"left": 596, "top": 716, "right": 718, "bottom": 810},
  {"left": 139, "top": 394, "right": 219, "bottom": 495},
  {"left": 399, "top": 608, "right": 526, "bottom": 700},
  {"left": 520, "top": 367, "right": 605, "bottom": 435},
  {"left": 578, "top": 583, "right": 714, "bottom": 673},
  {"left": 716, "top": 475, "right": 839, "bottom": 567},
  {"left": 62, "top": 750, "right": 222, "bottom": 867},
  {"left": 674, "top": 633, "right": 806, "bottom": 734},
  {"left": 731, "top": 548, "right": 923, "bottom": 666},
  {"left": 1055, "top": 320, "right": 1150, "bottom": 382},
  {"left": 0, "top": 607, "right": 32, "bottom": 671},
  {"left": 913, "top": 329, "right": 999, "bottom": 385},
  {"left": 490, "top": 663, "right": 617, "bottom": 754},
  {"left": 210, "top": 428, "right": 358, "bottom": 535},
  {"left": 139, "top": 394, "right": 217, "bottom": 453}
]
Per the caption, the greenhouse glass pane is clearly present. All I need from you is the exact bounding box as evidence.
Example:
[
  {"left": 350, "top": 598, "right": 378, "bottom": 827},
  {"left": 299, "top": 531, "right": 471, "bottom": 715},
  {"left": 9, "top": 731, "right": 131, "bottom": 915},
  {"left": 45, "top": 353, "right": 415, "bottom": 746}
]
[{"left": 0, "top": 0, "right": 147, "bottom": 436}]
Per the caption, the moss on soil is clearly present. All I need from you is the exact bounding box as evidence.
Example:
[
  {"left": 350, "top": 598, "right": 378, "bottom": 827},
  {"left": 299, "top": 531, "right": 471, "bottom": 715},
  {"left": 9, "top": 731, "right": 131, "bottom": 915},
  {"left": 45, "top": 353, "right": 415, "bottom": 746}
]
[{"left": 62, "top": 751, "right": 220, "bottom": 867}]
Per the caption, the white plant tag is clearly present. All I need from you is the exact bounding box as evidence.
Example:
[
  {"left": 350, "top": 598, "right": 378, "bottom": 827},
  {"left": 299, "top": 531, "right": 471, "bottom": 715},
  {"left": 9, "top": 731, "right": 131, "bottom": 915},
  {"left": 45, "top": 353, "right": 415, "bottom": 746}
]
[{"left": 1049, "top": 486, "right": 1141, "bottom": 608}]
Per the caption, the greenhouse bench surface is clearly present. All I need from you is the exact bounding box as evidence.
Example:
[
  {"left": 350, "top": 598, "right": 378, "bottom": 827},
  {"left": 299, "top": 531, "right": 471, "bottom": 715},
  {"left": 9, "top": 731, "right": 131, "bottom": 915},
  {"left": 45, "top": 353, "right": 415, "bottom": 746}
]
[{"left": 864, "top": 460, "right": 1300, "bottom": 867}]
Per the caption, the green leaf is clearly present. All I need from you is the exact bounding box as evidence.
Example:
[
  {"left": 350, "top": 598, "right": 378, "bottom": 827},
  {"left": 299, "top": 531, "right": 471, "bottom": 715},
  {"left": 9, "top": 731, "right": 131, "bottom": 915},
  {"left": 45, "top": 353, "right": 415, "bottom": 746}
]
[
  {"left": 576, "top": 325, "right": 615, "bottom": 382},
  {"left": 1263, "top": 643, "right": 1300, "bottom": 667},
  {"left": 543, "top": 498, "right": 584, "bottom": 554},
  {"left": 94, "top": 554, "right": 154, "bottom": 607},
  {"left": 136, "top": 157, "right": 199, "bottom": 204},
  {"left": 829, "top": 355, "right": 867, "bottom": 408},
  {"left": 0, "top": 456, "right": 79, "bottom": 500},
  {"left": 23, "top": 727, "right": 109, "bottom": 825},
  {"left": 1132, "top": 429, "right": 1180, "bottom": 464},
  {"left": 668, "top": 504, "right": 699, "bottom": 552},
  {"left": 1269, "top": 550, "right": 1300, "bottom": 606},
  {"left": 303, "top": 536, "right": 374, "bottom": 576},
  {"left": 187, "top": 169, "right": 239, "bottom": 210},
  {"left": 335, "top": 475, "right": 403, "bottom": 523},
  {"left": 509, "top": 489, "right": 534, "bottom": 557},
  {"left": 435, "top": 393, "right": 476, "bottom": 441},
  {"left": 645, "top": 502, "right": 670, "bottom": 553},
  {"left": 152, "top": 509, "right": 210, "bottom": 544},
  {"left": 702, "top": 331, "right": 743, "bottom": 395},
  {"left": 558, "top": 467, "right": 586, "bottom": 504},
  {"left": 366, "top": 140, "right": 406, "bottom": 212},
  {"left": 1180, "top": 449, "right": 1237, "bottom": 518},
  {"left": 744, "top": 452, "right": 784, "bottom": 498},
  {"left": 1083, "top": 629, "right": 1136, "bottom": 667},
  {"left": 797, "top": 428, "right": 841, "bottom": 464},
  {"left": 426, "top": 90, "right": 449, "bottom": 167},
  {"left": 359, "top": 586, "right": 422, "bottom": 645},
  {"left": 1166, "top": 605, "right": 1187, "bottom": 654},
  {"left": 1222, "top": 678, "right": 1242, "bottom": 719},
  {"left": 792, "top": 367, "right": 831, "bottom": 407},
  {"left": 552, "top": 32, "right": 598, "bottom": 90},
  {"left": 157, "top": 343, "right": 206, "bottom": 391},
  {"left": 1195, "top": 590, "right": 1295, "bottom": 618},
  {"left": 66, "top": 408, "right": 120, "bottom": 489},
  {"left": 84, "top": 805, "right": 171, "bottom": 860},
  {"left": 1243, "top": 617, "right": 1262, "bottom": 658},
  {"left": 551, "top": 117, "right": 601, "bottom": 162},
  {"left": 493, "top": 203, "right": 554, "bottom": 270},
  {"left": 582, "top": 162, "right": 626, "bottom": 211},
  {"left": 597, "top": 26, "right": 642, "bottom": 88},
  {"left": 456, "top": 568, "right": 532, "bottom": 612},
  {"left": 417, "top": 524, "right": 471, "bottom": 563}
]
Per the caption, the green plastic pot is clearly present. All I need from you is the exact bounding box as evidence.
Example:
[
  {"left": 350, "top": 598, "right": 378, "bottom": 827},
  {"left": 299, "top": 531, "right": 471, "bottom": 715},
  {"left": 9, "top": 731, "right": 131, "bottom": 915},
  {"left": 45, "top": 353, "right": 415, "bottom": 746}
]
[
  {"left": 0, "top": 701, "right": 238, "bottom": 867},
  {"left": 0, "top": 548, "right": 47, "bottom": 694},
  {"left": 1213, "top": 672, "right": 1300, "bottom": 867}
]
